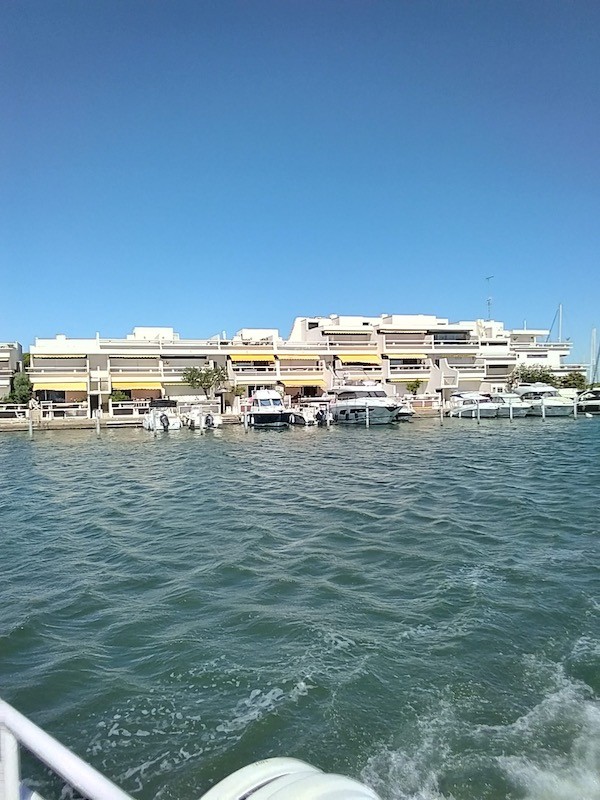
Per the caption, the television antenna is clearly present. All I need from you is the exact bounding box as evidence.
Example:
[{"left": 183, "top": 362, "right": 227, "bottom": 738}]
[{"left": 485, "top": 275, "right": 494, "bottom": 320}]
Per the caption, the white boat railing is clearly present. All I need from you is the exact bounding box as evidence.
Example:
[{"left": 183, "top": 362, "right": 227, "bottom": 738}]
[{"left": 0, "top": 698, "right": 134, "bottom": 800}]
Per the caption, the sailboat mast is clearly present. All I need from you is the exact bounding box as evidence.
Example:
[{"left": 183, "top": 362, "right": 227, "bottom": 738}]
[{"left": 558, "top": 304, "right": 563, "bottom": 342}]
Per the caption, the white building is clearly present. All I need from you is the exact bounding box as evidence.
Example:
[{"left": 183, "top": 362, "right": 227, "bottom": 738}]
[
  {"left": 26, "top": 314, "right": 585, "bottom": 415},
  {"left": 0, "top": 342, "right": 23, "bottom": 399}
]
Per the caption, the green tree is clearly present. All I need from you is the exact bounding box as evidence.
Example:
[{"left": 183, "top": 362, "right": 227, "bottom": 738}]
[
  {"left": 508, "top": 364, "right": 558, "bottom": 388},
  {"left": 110, "top": 390, "right": 131, "bottom": 401},
  {"left": 559, "top": 371, "right": 587, "bottom": 391},
  {"left": 182, "top": 366, "right": 229, "bottom": 398},
  {"left": 11, "top": 372, "right": 33, "bottom": 404},
  {"left": 405, "top": 379, "right": 422, "bottom": 396}
]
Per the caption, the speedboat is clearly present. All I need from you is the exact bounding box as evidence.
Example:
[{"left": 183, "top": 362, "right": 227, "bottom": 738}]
[
  {"left": 247, "top": 389, "right": 290, "bottom": 427},
  {"left": 487, "top": 391, "right": 532, "bottom": 418},
  {"left": 287, "top": 405, "right": 318, "bottom": 426},
  {"left": 326, "top": 383, "right": 413, "bottom": 425},
  {"left": 512, "top": 383, "right": 573, "bottom": 416},
  {"left": 186, "top": 406, "right": 223, "bottom": 430},
  {"left": 142, "top": 399, "right": 183, "bottom": 431},
  {"left": 447, "top": 392, "right": 500, "bottom": 418},
  {"left": 576, "top": 388, "right": 600, "bottom": 414}
]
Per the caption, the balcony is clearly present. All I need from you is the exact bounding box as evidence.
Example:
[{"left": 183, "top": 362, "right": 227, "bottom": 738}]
[{"left": 28, "top": 366, "right": 88, "bottom": 374}]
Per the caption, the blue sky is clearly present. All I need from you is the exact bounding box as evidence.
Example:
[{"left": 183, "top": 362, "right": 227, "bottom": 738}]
[{"left": 2, "top": 1, "right": 599, "bottom": 362}]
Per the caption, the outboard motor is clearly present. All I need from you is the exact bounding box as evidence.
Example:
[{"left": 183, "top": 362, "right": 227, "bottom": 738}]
[
  {"left": 199, "top": 758, "right": 379, "bottom": 800},
  {"left": 205, "top": 413, "right": 213, "bottom": 428},
  {"left": 159, "top": 412, "right": 170, "bottom": 432}
]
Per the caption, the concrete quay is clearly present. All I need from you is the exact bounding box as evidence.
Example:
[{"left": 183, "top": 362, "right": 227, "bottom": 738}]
[{"left": 0, "top": 415, "right": 243, "bottom": 433}]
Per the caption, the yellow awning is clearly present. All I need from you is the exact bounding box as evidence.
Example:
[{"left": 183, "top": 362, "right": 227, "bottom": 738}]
[
  {"left": 336, "top": 353, "right": 381, "bottom": 365},
  {"left": 385, "top": 353, "right": 427, "bottom": 359},
  {"left": 229, "top": 352, "right": 275, "bottom": 362},
  {"left": 278, "top": 353, "right": 321, "bottom": 361},
  {"left": 279, "top": 377, "right": 327, "bottom": 387},
  {"left": 111, "top": 381, "right": 162, "bottom": 390},
  {"left": 33, "top": 382, "right": 87, "bottom": 391},
  {"left": 389, "top": 377, "right": 417, "bottom": 383}
]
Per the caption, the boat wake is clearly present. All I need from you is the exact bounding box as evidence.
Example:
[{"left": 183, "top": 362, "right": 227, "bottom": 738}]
[{"left": 361, "top": 651, "right": 600, "bottom": 800}]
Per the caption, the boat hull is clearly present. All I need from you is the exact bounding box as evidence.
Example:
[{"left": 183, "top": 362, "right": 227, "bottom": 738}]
[
  {"left": 496, "top": 407, "right": 529, "bottom": 418},
  {"left": 577, "top": 402, "right": 600, "bottom": 414},
  {"left": 248, "top": 412, "right": 290, "bottom": 427},
  {"left": 449, "top": 407, "right": 497, "bottom": 418},
  {"left": 527, "top": 404, "right": 573, "bottom": 417},
  {"left": 331, "top": 405, "right": 409, "bottom": 425}
]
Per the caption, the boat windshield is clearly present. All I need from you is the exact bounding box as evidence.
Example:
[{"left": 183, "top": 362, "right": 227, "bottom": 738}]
[{"left": 337, "top": 390, "right": 386, "bottom": 399}]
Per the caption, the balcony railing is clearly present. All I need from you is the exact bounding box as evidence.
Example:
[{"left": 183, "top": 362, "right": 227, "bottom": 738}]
[
  {"left": 278, "top": 366, "right": 323, "bottom": 373},
  {"left": 28, "top": 367, "right": 88, "bottom": 374},
  {"left": 388, "top": 365, "right": 429, "bottom": 372}
]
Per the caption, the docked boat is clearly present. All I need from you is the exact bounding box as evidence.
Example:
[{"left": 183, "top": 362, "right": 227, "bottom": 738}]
[
  {"left": 576, "top": 388, "right": 600, "bottom": 414},
  {"left": 487, "top": 391, "right": 532, "bottom": 418},
  {"left": 142, "top": 399, "right": 183, "bottom": 431},
  {"left": 246, "top": 389, "right": 290, "bottom": 427},
  {"left": 326, "top": 383, "right": 413, "bottom": 425},
  {"left": 512, "top": 383, "right": 574, "bottom": 416},
  {"left": 287, "top": 404, "right": 318, "bottom": 426},
  {"left": 185, "top": 406, "right": 223, "bottom": 430},
  {"left": 447, "top": 392, "right": 500, "bottom": 418}
]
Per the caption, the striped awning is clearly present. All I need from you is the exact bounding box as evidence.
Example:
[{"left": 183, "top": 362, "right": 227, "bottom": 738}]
[
  {"left": 278, "top": 353, "right": 321, "bottom": 361},
  {"left": 229, "top": 352, "right": 275, "bottom": 362},
  {"left": 385, "top": 353, "right": 427, "bottom": 359},
  {"left": 33, "top": 382, "right": 87, "bottom": 391},
  {"left": 110, "top": 355, "right": 159, "bottom": 360},
  {"left": 322, "top": 329, "right": 373, "bottom": 335},
  {"left": 33, "top": 354, "right": 87, "bottom": 359},
  {"left": 336, "top": 353, "right": 380, "bottom": 365},
  {"left": 111, "top": 381, "right": 162, "bottom": 390},
  {"left": 279, "top": 377, "right": 327, "bottom": 387}
]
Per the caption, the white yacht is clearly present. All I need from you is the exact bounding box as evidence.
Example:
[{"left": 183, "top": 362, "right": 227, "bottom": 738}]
[
  {"left": 326, "top": 383, "right": 413, "bottom": 425},
  {"left": 576, "top": 388, "right": 600, "bottom": 415},
  {"left": 447, "top": 392, "right": 500, "bottom": 418},
  {"left": 142, "top": 399, "right": 183, "bottom": 431},
  {"left": 247, "top": 389, "right": 290, "bottom": 427},
  {"left": 487, "top": 391, "right": 532, "bottom": 418},
  {"left": 512, "top": 383, "right": 574, "bottom": 416}
]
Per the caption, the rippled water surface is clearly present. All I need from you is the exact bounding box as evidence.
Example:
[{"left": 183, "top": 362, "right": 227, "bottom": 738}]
[{"left": 1, "top": 418, "right": 599, "bottom": 799}]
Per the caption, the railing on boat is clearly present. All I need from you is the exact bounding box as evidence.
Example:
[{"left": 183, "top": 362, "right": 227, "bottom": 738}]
[
  {"left": 0, "top": 698, "right": 133, "bottom": 800},
  {"left": 0, "top": 698, "right": 379, "bottom": 800}
]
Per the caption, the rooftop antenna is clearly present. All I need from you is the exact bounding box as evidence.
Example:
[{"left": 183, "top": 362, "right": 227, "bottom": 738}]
[{"left": 485, "top": 276, "right": 494, "bottom": 320}]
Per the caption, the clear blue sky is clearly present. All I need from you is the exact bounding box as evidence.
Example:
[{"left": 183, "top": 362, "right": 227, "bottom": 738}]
[{"left": 2, "top": 0, "right": 599, "bottom": 362}]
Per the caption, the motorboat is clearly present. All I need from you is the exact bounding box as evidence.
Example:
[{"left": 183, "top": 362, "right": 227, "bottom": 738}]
[
  {"left": 576, "top": 388, "right": 600, "bottom": 414},
  {"left": 326, "top": 383, "right": 413, "bottom": 425},
  {"left": 447, "top": 392, "right": 500, "bottom": 418},
  {"left": 512, "top": 383, "right": 573, "bottom": 416},
  {"left": 246, "top": 389, "right": 290, "bottom": 427},
  {"left": 142, "top": 399, "right": 183, "bottom": 431},
  {"left": 487, "top": 391, "right": 532, "bottom": 418},
  {"left": 186, "top": 406, "right": 223, "bottom": 430},
  {"left": 287, "top": 405, "right": 318, "bottom": 426}
]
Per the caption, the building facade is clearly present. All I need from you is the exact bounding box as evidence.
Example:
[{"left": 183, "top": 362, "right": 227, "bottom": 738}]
[
  {"left": 0, "top": 342, "right": 23, "bottom": 398},
  {"left": 26, "top": 315, "right": 585, "bottom": 414}
]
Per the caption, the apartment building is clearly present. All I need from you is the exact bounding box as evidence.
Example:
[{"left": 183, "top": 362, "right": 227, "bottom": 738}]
[
  {"left": 26, "top": 315, "right": 584, "bottom": 414},
  {"left": 0, "top": 342, "right": 23, "bottom": 398}
]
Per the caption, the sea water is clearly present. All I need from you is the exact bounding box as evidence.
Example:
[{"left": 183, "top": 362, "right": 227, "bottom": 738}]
[{"left": 0, "top": 418, "right": 599, "bottom": 799}]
